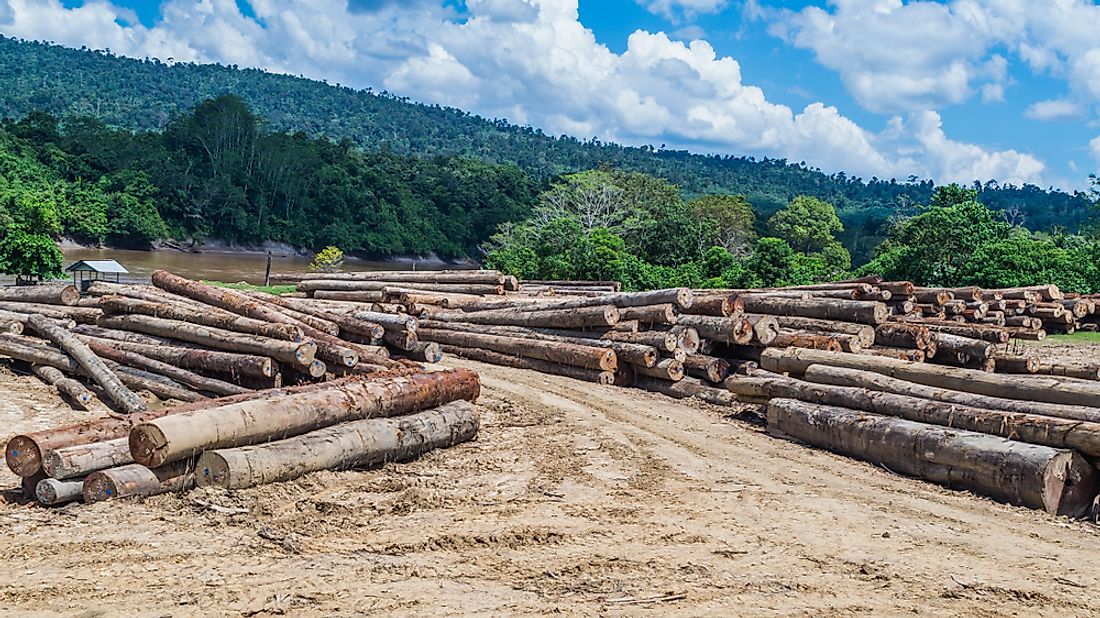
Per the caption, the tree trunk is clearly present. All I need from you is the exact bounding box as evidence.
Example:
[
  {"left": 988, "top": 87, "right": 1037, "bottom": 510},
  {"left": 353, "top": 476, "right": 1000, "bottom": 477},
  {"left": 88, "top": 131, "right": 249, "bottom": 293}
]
[
  {"left": 75, "top": 334, "right": 274, "bottom": 379},
  {"left": 738, "top": 295, "right": 889, "bottom": 325},
  {"left": 97, "top": 314, "right": 315, "bottom": 367},
  {"left": 399, "top": 342, "right": 443, "bottom": 363},
  {"left": 766, "top": 398, "right": 1098, "bottom": 517},
  {"left": 26, "top": 314, "right": 146, "bottom": 414},
  {"left": 1034, "top": 363, "right": 1100, "bottom": 381},
  {"left": 991, "top": 354, "right": 1040, "bottom": 374},
  {"left": 683, "top": 354, "right": 729, "bottom": 383},
  {"left": 417, "top": 328, "right": 616, "bottom": 370},
  {"left": 803, "top": 364, "right": 1100, "bottom": 423},
  {"left": 299, "top": 279, "right": 504, "bottom": 296},
  {"left": 43, "top": 437, "right": 131, "bottom": 480},
  {"left": 874, "top": 323, "right": 932, "bottom": 349},
  {"left": 670, "top": 325, "right": 701, "bottom": 354},
  {"left": 420, "top": 321, "right": 658, "bottom": 367},
  {"left": 425, "top": 305, "right": 619, "bottom": 329},
  {"left": 761, "top": 347, "right": 1100, "bottom": 407},
  {"left": 0, "top": 302, "right": 102, "bottom": 323},
  {"left": 771, "top": 330, "right": 842, "bottom": 352},
  {"left": 933, "top": 332, "right": 995, "bottom": 360},
  {"left": 276, "top": 270, "right": 506, "bottom": 284},
  {"left": 196, "top": 401, "right": 479, "bottom": 489},
  {"left": 85, "top": 339, "right": 249, "bottom": 397},
  {"left": 313, "top": 290, "right": 385, "bottom": 302},
  {"left": 36, "top": 477, "right": 84, "bottom": 505},
  {"left": 861, "top": 347, "right": 926, "bottom": 362},
  {"left": 441, "top": 345, "right": 613, "bottom": 384},
  {"left": 683, "top": 294, "right": 736, "bottom": 317},
  {"left": 100, "top": 295, "right": 304, "bottom": 341},
  {"left": 83, "top": 461, "right": 194, "bottom": 503},
  {"left": 617, "top": 304, "right": 678, "bottom": 325},
  {"left": 599, "top": 330, "right": 679, "bottom": 352},
  {"left": 0, "top": 283, "right": 79, "bottom": 305},
  {"left": 773, "top": 316, "right": 875, "bottom": 347},
  {"left": 32, "top": 364, "right": 94, "bottom": 410},
  {"left": 631, "top": 359, "right": 684, "bottom": 381},
  {"left": 245, "top": 292, "right": 385, "bottom": 339},
  {"left": 676, "top": 315, "right": 754, "bottom": 345},
  {"left": 129, "top": 369, "right": 481, "bottom": 468}
]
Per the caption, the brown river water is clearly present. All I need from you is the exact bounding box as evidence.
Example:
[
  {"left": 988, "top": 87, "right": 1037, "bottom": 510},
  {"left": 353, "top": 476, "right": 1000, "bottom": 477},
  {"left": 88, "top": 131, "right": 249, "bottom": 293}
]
[{"left": 58, "top": 248, "right": 461, "bottom": 285}]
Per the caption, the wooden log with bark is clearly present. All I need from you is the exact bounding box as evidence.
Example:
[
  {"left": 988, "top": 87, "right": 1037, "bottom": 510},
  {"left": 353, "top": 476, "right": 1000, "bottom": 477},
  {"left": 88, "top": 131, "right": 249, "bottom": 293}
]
[
  {"left": 31, "top": 365, "right": 94, "bottom": 410},
  {"left": 770, "top": 330, "right": 842, "bottom": 352},
  {"left": 631, "top": 359, "right": 684, "bottom": 381},
  {"left": 84, "top": 339, "right": 248, "bottom": 397},
  {"left": 26, "top": 314, "right": 146, "bottom": 414},
  {"left": 773, "top": 316, "right": 875, "bottom": 348},
  {"left": 765, "top": 398, "right": 1098, "bottom": 517},
  {"left": 129, "top": 370, "right": 481, "bottom": 467},
  {"left": 676, "top": 315, "right": 754, "bottom": 345},
  {"left": 74, "top": 334, "right": 275, "bottom": 379},
  {"left": 100, "top": 295, "right": 305, "bottom": 342},
  {"left": 0, "top": 283, "right": 79, "bottom": 306},
  {"left": 737, "top": 295, "right": 889, "bottom": 325},
  {"left": 36, "top": 477, "right": 84, "bottom": 505},
  {"left": 418, "top": 328, "right": 616, "bottom": 370},
  {"left": 83, "top": 461, "right": 194, "bottom": 503},
  {"left": 400, "top": 342, "right": 443, "bottom": 363},
  {"left": 42, "top": 437, "right": 132, "bottom": 480},
  {"left": 441, "top": 345, "right": 613, "bottom": 384},
  {"left": 617, "top": 304, "right": 678, "bottom": 325},
  {"left": 425, "top": 305, "right": 620, "bottom": 329},
  {"left": 0, "top": 302, "right": 102, "bottom": 323},
  {"left": 683, "top": 354, "right": 730, "bottom": 383},
  {"left": 196, "top": 401, "right": 480, "bottom": 489}
]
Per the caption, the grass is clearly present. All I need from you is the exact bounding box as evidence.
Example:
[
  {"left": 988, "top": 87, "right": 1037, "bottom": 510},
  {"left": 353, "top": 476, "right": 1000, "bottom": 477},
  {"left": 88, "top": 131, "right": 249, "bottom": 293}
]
[
  {"left": 202, "top": 280, "right": 296, "bottom": 295},
  {"left": 1035, "top": 331, "right": 1100, "bottom": 345}
]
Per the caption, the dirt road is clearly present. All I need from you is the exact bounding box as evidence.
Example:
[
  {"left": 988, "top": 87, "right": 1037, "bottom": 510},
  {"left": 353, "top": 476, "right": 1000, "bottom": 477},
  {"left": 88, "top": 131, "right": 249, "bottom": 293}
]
[{"left": 1, "top": 358, "right": 1098, "bottom": 616}]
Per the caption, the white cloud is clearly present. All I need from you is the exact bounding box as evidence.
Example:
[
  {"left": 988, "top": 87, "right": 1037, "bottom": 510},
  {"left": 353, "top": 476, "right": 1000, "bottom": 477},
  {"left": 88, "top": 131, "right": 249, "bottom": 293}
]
[
  {"left": 636, "top": 0, "right": 727, "bottom": 21},
  {"left": 0, "top": 0, "right": 1053, "bottom": 187},
  {"left": 1025, "top": 99, "right": 1081, "bottom": 121},
  {"left": 1090, "top": 136, "right": 1100, "bottom": 168}
]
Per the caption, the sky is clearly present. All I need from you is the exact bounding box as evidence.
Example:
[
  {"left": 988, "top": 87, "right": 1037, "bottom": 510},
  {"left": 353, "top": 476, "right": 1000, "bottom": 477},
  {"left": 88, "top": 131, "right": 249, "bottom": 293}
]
[{"left": 1, "top": 1, "right": 1098, "bottom": 191}]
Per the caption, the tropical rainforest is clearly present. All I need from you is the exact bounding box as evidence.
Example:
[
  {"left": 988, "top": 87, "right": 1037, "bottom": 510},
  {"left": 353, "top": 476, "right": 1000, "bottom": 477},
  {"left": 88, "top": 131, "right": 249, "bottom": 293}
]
[{"left": 1, "top": 35, "right": 1099, "bottom": 291}]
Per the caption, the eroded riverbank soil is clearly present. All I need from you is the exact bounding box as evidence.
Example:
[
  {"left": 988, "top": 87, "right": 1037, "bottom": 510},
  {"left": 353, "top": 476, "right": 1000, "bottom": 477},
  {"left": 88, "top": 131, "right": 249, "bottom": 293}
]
[{"left": 1, "top": 356, "right": 1098, "bottom": 616}]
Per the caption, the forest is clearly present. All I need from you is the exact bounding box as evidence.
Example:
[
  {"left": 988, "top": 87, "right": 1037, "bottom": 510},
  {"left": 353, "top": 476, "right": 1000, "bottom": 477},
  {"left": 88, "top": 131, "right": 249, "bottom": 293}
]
[{"left": 0, "top": 35, "right": 1094, "bottom": 263}]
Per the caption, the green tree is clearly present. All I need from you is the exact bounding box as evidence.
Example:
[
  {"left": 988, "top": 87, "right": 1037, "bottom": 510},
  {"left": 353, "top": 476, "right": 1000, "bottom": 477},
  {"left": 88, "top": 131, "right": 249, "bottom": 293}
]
[
  {"left": 690, "top": 194, "right": 756, "bottom": 256},
  {"left": 310, "top": 246, "right": 344, "bottom": 272},
  {"left": 0, "top": 230, "right": 63, "bottom": 281},
  {"left": 767, "top": 195, "right": 843, "bottom": 253}
]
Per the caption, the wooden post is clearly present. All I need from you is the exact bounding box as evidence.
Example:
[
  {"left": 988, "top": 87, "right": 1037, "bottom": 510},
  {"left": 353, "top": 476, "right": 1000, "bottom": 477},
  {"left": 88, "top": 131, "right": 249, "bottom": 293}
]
[{"left": 264, "top": 252, "right": 272, "bottom": 288}]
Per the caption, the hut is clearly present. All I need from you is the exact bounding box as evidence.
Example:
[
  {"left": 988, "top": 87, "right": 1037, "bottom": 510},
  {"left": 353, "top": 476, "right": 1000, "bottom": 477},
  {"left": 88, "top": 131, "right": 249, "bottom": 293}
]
[{"left": 65, "top": 259, "right": 128, "bottom": 291}]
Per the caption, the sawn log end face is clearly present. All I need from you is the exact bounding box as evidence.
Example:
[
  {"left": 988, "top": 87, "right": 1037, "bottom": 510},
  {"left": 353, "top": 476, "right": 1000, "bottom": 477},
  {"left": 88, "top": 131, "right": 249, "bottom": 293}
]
[
  {"left": 129, "top": 423, "right": 170, "bottom": 468},
  {"left": 5, "top": 436, "right": 41, "bottom": 477},
  {"left": 1047, "top": 451, "right": 1100, "bottom": 518}
]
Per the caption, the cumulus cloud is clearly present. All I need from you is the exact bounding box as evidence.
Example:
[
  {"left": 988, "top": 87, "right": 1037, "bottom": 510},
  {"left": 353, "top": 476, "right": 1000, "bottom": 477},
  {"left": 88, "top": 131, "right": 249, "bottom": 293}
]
[
  {"left": 0, "top": 0, "right": 1051, "bottom": 187},
  {"left": 636, "top": 0, "right": 727, "bottom": 21},
  {"left": 1091, "top": 136, "right": 1100, "bottom": 168},
  {"left": 1025, "top": 99, "right": 1081, "bottom": 121}
]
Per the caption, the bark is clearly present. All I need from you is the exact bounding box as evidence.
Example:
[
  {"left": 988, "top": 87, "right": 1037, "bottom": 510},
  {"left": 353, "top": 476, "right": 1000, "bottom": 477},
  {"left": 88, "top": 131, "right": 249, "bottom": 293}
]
[
  {"left": 773, "top": 317, "right": 875, "bottom": 347},
  {"left": 766, "top": 398, "right": 1098, "bottom": 517},
  {"left": 425, "top": 305, "right": 619, "bottom": 329},
  {"left": 421, "top": 321, "right": 658, "bottom": 367},
  {"left": 760, "top": 347, "right": 1100, "bottom": 407},
  {"left": 599, "top": 330, "right": 679, "bottom": 353},
  {"left": 196, "top": 401, "right": 480, "bottom": 489},
  {"left": 874, "top": 324, "right": 932, "bottom": 350},
  {"left": 26, "top": 314, "right": 146, "bottom": 414},
  {"left": 43, "top": 437, "right": 131, "bottom": 480},
  {"left": 85, "top": 339, "right": 249, "bottom": 397},
  {"left": 803, "top": 364, "right": 1100, "bottom": 423},
  {"left": 129, "top": 370, "right": 481, "bottom": 467},
  {"left": 737, "top": 295, "right": 889, "bottom": 325},
  {"left": 991, "top": 354, "right": 1040, "bottom": 374},
  {"left": 441, "top": 345, "right": 613, "bottom": 384},
  {"left": 0, "top": 283, "right": 79, "bottom": 305},
  {"left": 100, "top": 295, "right": 305, "bottom": 341},
  {"left": 683, "top": 354, "right": 730, "bottom": 383},
  {"left": 299, "top": 279, "right": 504, "bottom": 296},
  {"left": 859, "top": 347, "right": 925, "bottom": 362},
  {"left": 913, "top": 290, "right": 953, "bottom": 305},
  {"left": 75, "top": 334, "right": 274, "bottom": 379},
  {"left": 277, "top": 270, "right": 505, "bottom": 284},
  {"left": 313, "top": 290, "right": 385, "bottom": 303},
  {"left": 418, "top": 328, "right": 616, "bottom": 370},
  {"left": 397, "top": 342, "right": 443, "bottom": 363},
  {"left": 878, "top": 282, "right": 915, "bottom": 296},
  {"left": 630, "top": 359, "right": 684, "bottom": 381},
  {"left": 32, "top": 364, "right": 94, "bottom": 410},
  {"left": 36, "top": 477, "right": 84, "bottom": 505},
  {"left": 109, "top": 362, "right": 206, "bottom": 403},
  {"left": 771, "top": 331, "right": 842, "bottom": 352},
  {"left": 676, "top": 315, "right": 754, "bottom": 345},
  {"left": 617, "top": 304, "right": 678, "bottom": 325},
  {"left": 904, "top": 321, "right": 1010, "bottom": 344},
  {"left": 0, "top": 302, "right": 101, "bottom": 323},
  {"left": 1034, "top": 363, "right": 1100, "bottom": 381},
  {"left": 83, "top": 461, "right": 194, "bottom": 503},
  {"left": 994, "top": 285, "right": 1062, "bottom": 302},
  {"left": 933, "top": 332, "right": 995, "bottom": 361},
  {"left": 97, "top": 314, "right": 316, "bottom": 367},
  {"left": 683, "top": 294, "right": 735, "bottom": 317}
]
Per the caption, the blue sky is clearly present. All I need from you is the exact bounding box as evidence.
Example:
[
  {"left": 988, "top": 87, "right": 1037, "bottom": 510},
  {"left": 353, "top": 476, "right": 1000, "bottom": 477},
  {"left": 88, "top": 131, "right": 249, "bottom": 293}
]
[{"left": 7, "top": 1, "right": 1100, "bottom": 190}]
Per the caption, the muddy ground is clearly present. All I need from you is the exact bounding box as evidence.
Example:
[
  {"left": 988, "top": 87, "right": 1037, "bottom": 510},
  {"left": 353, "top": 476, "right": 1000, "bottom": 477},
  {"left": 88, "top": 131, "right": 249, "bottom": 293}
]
[{"left": 2, "top": 348, "right": 1100, "bottom": 616}]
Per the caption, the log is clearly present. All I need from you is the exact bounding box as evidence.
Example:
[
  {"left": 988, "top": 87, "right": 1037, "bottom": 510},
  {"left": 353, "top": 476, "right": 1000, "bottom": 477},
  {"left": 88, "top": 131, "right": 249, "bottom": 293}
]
[
  {"left": 35, "top": 477, "right": 84, "bottom": 505},
  {"left": 0, "top": 283, "right": 79, "bottom": 305},
  {"left": 85, "top": 339, "right": 249, "bottom": 397},
  {"left": 761, "top": 347, "right": 1100, "bottom": 407},
  {"left": 313, "top": 290, "right": 385, "bottom": 303},
  {"left": 676, "top": 315, "right": 754, "bottom": 345},
  {"left": 26, "top": 314, "right": 146, "bottom": 414},
  {"left": 913, "top": 289, "right": 953, "bottom": 305},
  {"left": 670, "top": 325, "right": 701, "bottom": 354},
  {"left": 109, "top": 362, "right": 206, "bottom": 403},
  {"left": 773, "top": 317, "right": 875, "bottom": 347},
  {"left": 100, "top": 295, "right": 304, "bottom": 341},
  {"left": 617, "top": 304, "right": 678, "bottom": 325},
  {"left": 683, "top": 294, "right": 734, "bottom": 317},
  {"left": 683, "top": 354, "right": 730, "bottom": 383},
  {"left": 425, "top": 305, "right": 620, "bottom": 329},
  {"left": 43, "top": 437, "right": 132, "bottom": 480},
  {"left": 74, "top": 334, "right": 274, "bottom": 379},
  {"left": 299, "top": 279, "right": 504, "bottom": 296},
  {"left": 860, "top": 347, "right": 925, "bottom": 362},
  {"left": 738, "top": 295, "right": 889, "bottom": 325},
  {"left": 1035, "top": 363, "right": 1100, "bottom": 381},
  {"left": 83, "top": 461, "right": 194, "bottom": 503},
  {"left": 771, "top": 330, "right": 842, "bottom": 352},
  {"left": 31, "top": 364, "right": 94, "bottom": 410},
  {"left": 0, "top": 302, "right": 101, "bottom": 323},
  {"left": 631, "top": 359, "right": 684, "bottom": 381},
  {"left": 743, "top": 314, "right": 780, "bottom": 345},
  {"left": 422, "top": 321, "right": 659, "bottom": 367},
  {"left": 933, "top": 332, "right": 995, "bottom": 361},
  {"left": 382, "top": 329, "right": 418, "bottom": 351},
  {"left": 874, "top": 324, "right": 931, "bottom": 349},
  {"left": 991, "top": 354, "right": 1040, "bottom": 374},
  {"left": 97, "top": 315, "right": 315, "bottom": 367},
  {"left": 600, "top": 330, "right": 679, "bottom": 353},
  {"left": 277, "top": 270, "right": 505, "bottom": 284},
  {"left": 196, "top": 401, "right": 480, "bottom": 489},
  {"left": 129, "top": 370, "right": 481, "bottom": 468},
  {"left": 441, "top": 345, "right": 613, "bottom": 384},
  {"left": 766, "top": 398, "right": 1098, "bottom": 516},
  {"left": 0, "top": 308, "right": 72, "bottom": 330},
  {"left": 418, "top": 328, "right": 616, "bottom": 371},
  {"left": 5, "top": 378, "right": 364, "bottom": 477},
  {"left": 401, "top": 342, "right": 443, "bottom": 363},
  {"left": 253, "top": 295, "right": 387, "bottom": 339},
  {"left": 803, "top": 364, "right": 1100, "bottom": 423},
  {"left": 72, "top": 324, "right": 173, "bottom": 346}
]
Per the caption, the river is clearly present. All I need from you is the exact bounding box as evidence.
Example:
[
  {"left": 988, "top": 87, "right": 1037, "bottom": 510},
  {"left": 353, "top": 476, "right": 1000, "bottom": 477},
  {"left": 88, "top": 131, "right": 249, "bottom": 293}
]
[{"left": 59, "top": 248, "right": 463, "bottom": 285}]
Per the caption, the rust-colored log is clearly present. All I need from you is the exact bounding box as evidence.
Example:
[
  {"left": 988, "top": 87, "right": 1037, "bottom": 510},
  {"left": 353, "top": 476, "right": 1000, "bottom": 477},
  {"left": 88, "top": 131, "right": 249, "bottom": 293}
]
[
  {"left": 85, "top": 339, "right": 248, "bottom": 397},
  {"left": 874, "top": 323, "right": 931, "bottom": 350},
  {"left": 75, "top": 334, "right": 274, "bottom": 379}
]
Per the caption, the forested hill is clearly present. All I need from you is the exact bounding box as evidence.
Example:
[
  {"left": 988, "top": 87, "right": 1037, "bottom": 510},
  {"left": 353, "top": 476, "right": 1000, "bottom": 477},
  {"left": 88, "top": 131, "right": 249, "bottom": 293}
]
[{"left": 0, "top": 35, "right": 1093, "bottom": 253}]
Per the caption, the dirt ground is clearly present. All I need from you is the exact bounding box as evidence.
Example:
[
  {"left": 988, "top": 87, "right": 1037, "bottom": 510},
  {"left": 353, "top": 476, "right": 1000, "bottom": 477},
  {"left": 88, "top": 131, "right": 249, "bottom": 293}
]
[{"left": 2, "top": 351, "right": 1100, "bottom": 616}]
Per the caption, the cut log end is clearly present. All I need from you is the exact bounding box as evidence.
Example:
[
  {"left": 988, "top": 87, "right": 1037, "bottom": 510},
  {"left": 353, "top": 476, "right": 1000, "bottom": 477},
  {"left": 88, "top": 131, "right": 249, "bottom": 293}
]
[
  {"left": 5, "top": 436, "right": 41, "bottom": 477},
  {"left": 128, "top": 424, "right": 170, "bottom": 469}
]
